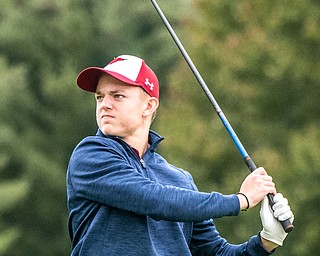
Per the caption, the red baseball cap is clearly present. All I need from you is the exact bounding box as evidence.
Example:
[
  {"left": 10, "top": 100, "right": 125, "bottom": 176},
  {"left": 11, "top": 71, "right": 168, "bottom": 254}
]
[{"left": 77, "top": 55, "right": 159, "bottom": 99}]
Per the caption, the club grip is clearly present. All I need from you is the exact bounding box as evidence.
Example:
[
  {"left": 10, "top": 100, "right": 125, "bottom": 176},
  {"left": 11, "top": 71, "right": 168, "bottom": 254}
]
[
  {"left": 267, "top": 193, "right": 294, "bottom": 233},
  {"left": 244, "top": 156, "right": 294, "bottom": 233}
]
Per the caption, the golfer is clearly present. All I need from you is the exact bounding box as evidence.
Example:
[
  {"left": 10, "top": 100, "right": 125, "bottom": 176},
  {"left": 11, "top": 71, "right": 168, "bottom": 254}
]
[{"left": 67, "top": 54, "right": 293, "bottom": 255}]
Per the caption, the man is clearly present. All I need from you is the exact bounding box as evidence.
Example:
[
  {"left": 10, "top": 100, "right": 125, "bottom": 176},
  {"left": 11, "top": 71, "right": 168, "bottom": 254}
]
[{"left": 67, "top": 54, "right": 293, "bottom": 255}]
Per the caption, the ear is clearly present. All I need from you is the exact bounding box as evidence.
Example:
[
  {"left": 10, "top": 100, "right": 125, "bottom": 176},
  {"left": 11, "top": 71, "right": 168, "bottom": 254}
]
[{"left": 143, "top": 97, "right": 159, "bottom": 118}]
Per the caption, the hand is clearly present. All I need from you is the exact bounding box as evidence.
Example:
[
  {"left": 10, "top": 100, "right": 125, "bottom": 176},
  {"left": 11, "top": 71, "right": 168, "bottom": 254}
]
[
  {"left": 260, "top": 193, "right": 294, "bottom": 246},
  {"left": 238, "top": 167, "right": 276, "bottom": 210}
]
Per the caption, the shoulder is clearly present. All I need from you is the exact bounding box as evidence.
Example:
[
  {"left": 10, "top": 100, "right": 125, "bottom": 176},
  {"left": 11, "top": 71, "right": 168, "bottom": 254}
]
[
  {"left": 75, "top": 135, "right": 124, "bottom": 152},
  {"left": 168, "top": 164, "right": 194, "bottom": 182},
  {"left": 68, "top": 135, "right": 134, "bottom": 180},
  {"left": 70, "top": 135, "right": 128, "bottom": 164},
  {"left": 150, "top": 154, "right": 198, "bottom": 190},
  {"left": 173, "top": 166, "right": 198, "bottom": 190}
]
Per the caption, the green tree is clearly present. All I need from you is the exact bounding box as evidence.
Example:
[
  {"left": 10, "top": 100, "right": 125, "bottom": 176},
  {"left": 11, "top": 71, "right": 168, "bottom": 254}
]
[
  {"left": 0, "top": 0, "right": 188, "bottom": 255},
  {"left": 0, "top": 57, "right": 30, "bottom": 255},
  {"left": 157, "top": 0, "right": 320, "bottom": 255},
  {"left": 3, "top": 0, "right": 318, "bottom": 254}
]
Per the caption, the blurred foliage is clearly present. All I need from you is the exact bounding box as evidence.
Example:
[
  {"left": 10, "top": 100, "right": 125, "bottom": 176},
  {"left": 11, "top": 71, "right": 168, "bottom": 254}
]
[
  {"left": 0, "top": 0, "right": 187, "bottom": 255},
  {"left": 0, "top": 0, "right": 319, "bottom": 255},
  {"left": 157, "top": 0, "right": 320, "bottom": 255}
]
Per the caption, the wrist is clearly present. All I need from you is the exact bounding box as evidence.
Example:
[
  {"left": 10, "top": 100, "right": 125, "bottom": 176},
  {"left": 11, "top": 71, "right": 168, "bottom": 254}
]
[
  {"left": 260, "top": 235, "right": 278, "bottom": 252},
  {"left": 237, "top": 192, "right": 250, "bottom": 211}
]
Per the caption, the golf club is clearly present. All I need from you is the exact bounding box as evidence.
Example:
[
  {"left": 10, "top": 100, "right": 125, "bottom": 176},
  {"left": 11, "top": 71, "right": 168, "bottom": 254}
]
[{"left": 150, "top": 0, "right": 293, "bottom": 233}]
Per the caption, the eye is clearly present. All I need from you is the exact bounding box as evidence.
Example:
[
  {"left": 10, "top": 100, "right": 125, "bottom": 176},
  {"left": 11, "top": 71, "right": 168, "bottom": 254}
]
[
  {"left": 95, "top": 95, "right": 103, "bottom": 101},
  {"left": 114, "top": 94, "right": 125, "bottom": 99}
]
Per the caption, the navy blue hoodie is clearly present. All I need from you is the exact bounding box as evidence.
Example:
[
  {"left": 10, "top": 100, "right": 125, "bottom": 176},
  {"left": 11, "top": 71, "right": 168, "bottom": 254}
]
[{"left": 67, "top": 130, "right": 272, "bottom": 255}]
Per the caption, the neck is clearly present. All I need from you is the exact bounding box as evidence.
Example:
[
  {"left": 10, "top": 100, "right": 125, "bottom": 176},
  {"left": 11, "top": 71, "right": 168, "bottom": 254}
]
[
  {"left": 123, "top": 131, "right": 149, "bottom": 158},
  {"left": 124, "top": 118, "right": 152, "bottom": 157}
]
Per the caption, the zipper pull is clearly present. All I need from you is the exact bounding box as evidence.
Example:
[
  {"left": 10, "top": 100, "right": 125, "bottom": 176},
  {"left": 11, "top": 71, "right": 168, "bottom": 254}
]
[{"left": 140, "top": 159, "right": 146, "bottom": 168}]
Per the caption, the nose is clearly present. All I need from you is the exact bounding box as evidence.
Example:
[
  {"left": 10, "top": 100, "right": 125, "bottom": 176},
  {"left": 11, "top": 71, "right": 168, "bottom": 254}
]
[{"left": 99, "top": 95, "right": 113, "bottom": 110}]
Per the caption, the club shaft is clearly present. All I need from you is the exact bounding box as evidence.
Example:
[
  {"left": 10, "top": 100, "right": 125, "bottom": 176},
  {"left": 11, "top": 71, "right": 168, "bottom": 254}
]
[
  {"left": 150, "top": 0, "right": 249, "bottom": 160},
  {"left": 150, "top": 0, "right": 293, "bottom": 233}
]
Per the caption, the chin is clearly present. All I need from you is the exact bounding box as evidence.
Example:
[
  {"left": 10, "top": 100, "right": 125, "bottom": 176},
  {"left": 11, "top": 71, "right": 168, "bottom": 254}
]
[
  {"left": 100, "top": 127, "right": 120, "bottom": 137},
  {"left": 101, "top": 129, "right": 114, "bottom": 136}
]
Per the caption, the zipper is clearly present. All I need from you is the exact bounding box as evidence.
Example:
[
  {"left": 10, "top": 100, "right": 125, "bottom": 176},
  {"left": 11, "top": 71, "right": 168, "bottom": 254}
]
[{"left": 140, "top": 158, "right": 146, "bottom": 168}]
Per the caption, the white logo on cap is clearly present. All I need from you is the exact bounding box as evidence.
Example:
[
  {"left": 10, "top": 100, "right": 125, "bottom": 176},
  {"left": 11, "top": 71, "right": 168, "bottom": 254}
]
[{"left": 144, "top": 78, "right": 154, "bottom": 91}]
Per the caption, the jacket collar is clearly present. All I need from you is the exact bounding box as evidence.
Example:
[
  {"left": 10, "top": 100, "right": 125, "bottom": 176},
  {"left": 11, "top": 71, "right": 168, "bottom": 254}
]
[{"left": 96, "top": 129, "right": 164, "bottom": 153}]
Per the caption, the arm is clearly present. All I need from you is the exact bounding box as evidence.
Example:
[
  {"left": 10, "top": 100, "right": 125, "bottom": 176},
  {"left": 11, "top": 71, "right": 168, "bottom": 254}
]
[
  {"left": 189, "top": 220, "right": 273, "bottom": 256},
  {"left": 68, "top": 137, "right": 240, "bottom": 222},
  {"left": 188, "top": 168, "right": 282, "bottom": 255}
]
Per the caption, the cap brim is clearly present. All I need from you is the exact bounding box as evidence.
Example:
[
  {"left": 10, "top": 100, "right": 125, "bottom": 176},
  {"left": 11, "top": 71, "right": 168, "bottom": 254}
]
[
  {"left": 77, "top": 67, "right": 140, "bottom": 93},
  {"left": 77, "top": 67, "right": 105, "bottom": 92}
]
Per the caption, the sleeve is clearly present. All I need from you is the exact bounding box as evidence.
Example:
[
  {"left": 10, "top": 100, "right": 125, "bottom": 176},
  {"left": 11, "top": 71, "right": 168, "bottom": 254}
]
[
  {"left": 189, "top": 220, "right": 274, "bottom": 256},
  {"left": 68, "top": 137, "right": 240, "bottom": 222}
]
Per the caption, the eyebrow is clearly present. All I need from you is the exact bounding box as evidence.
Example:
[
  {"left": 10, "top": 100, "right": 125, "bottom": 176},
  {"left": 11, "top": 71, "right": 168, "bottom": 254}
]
[{"left": 95, "top": 89, "right": 126, "bottom": 95}]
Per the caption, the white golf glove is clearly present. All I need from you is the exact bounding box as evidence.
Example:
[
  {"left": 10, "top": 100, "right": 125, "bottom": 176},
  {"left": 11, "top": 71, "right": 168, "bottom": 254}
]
[{"left": 260, "top": 193, "right": 294, "bottom": 246}]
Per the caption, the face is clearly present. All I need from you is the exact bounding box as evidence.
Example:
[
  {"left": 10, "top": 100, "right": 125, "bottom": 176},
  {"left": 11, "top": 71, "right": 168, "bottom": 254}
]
[{"left": 95, "top": 74, "right": 155, "bottom": 141}]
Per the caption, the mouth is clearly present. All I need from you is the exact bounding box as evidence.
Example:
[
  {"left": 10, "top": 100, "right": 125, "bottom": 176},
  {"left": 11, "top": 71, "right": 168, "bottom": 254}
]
[{"left": 102, "top": 114, "right": 114, "bottom": 118}]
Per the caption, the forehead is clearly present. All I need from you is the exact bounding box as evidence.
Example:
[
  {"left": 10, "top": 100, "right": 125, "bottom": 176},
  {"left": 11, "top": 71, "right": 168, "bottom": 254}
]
[{"left": 96, "top": 74, "right": 138, "bottom": 93}]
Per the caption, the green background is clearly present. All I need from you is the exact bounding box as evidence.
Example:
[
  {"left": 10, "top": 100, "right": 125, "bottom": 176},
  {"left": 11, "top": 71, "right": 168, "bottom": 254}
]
[{"left": 0, "top": 0, "right": 319, "bottom": 255}]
